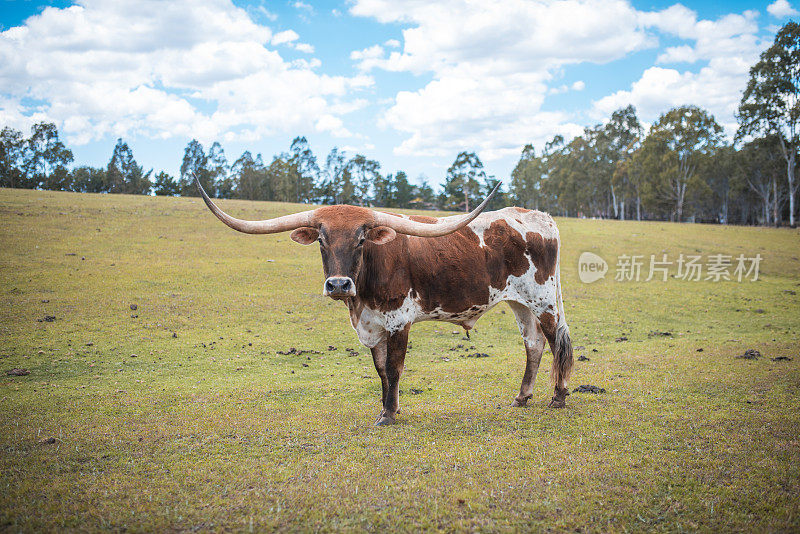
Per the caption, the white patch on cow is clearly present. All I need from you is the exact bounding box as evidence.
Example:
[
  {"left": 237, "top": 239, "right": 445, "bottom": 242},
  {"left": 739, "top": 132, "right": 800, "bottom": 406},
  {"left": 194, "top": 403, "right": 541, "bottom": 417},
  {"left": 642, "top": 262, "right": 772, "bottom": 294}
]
[
  {"left": 351, "top": 305, "right": 386, "bottom": 348},
  {"left": 457, "top": 207, "right": 559, "bottom": 251},
  {"left": 383, "top": 291, "right": 420, "bottom": 334}
]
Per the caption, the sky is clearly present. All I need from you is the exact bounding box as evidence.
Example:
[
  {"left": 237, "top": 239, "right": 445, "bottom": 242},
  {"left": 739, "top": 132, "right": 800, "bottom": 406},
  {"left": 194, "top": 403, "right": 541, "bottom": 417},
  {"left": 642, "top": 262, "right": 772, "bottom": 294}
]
[{"left": 0, "top": 0, "right": 796, "bottom": 188}]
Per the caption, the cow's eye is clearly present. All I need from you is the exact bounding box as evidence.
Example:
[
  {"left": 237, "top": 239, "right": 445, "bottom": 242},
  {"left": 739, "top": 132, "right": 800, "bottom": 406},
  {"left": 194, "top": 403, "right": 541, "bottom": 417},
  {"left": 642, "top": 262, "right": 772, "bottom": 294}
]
[{"left": 357, "top": 237, "right": 366, "bottom": 246}]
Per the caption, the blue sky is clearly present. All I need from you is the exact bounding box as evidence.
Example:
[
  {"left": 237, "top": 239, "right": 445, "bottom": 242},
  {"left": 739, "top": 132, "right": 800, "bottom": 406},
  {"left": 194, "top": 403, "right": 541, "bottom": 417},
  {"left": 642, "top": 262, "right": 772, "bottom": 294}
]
[{"left": 0, "top": 0, "right": 794, "bottom": 188}]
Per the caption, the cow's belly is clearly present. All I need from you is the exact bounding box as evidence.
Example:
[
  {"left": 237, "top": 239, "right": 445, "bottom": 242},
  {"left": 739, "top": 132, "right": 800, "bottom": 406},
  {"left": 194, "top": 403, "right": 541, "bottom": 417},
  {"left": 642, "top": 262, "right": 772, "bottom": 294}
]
[
  {"left": 351, "top": 288, "right": 502, "bottom": 346},
  {"left": 351, "top": 267, "right": 556, "bottom": 347}
]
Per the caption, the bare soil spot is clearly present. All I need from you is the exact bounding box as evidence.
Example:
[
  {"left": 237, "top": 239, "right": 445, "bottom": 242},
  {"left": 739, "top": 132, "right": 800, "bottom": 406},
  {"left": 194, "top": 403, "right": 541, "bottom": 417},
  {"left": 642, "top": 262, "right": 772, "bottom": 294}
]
[
  {"left": 573, "top": 384, "right": 606, "bottom": 394},
  {"left": 737, "top": 349, "right": 761, "bottom": 360}
]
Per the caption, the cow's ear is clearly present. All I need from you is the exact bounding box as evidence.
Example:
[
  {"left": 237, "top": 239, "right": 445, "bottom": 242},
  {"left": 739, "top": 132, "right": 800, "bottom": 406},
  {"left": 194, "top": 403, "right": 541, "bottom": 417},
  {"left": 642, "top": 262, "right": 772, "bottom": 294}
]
[
  {"left": 367, "top": 226, "right": 396, "bottom": 245},
  {"left": 290, "top": 227, "right": 319, "bottom": 245}
]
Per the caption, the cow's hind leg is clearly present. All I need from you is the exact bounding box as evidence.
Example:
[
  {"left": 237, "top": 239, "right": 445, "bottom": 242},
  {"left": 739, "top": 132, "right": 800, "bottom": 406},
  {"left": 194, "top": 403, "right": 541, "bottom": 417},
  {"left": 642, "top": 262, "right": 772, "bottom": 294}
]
[
  {"left": 538, "top": 310, "right": 573, "bottom": 408},
  {"left": 376, "top": 324, "right": 410, "bottom": 426},
  {"left": 508, "top": 301, "right": 546, "bottom": 407}
]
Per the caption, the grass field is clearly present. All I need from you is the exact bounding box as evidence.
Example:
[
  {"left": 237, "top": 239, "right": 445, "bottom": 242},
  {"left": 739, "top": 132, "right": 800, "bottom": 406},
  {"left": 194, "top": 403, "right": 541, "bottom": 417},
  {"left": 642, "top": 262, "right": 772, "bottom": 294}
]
[{"left": 1, "top": 187, "right": 799, "bottom": 532}]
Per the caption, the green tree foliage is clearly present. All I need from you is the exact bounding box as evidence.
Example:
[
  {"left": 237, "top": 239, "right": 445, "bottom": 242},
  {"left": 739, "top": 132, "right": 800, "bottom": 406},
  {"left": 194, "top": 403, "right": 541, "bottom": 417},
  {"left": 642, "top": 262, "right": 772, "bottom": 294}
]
[
  {"left": 22, "top": 122, "right": 74, "bottom": 190},
  {"left": 0, "top": 126, "right": 26, "bottom": 188},
  {"left": 208, "top": 142, "right": 233, "bottom": 199},
  {"left": 510, "top": 144, "right": 545, "bottom": 209},
  {"left": 603, "top": 105, "right": 643, "bottom": 220},
  {"left": 737, "top": 135, "right": 786, "bottom": 225},
  {"left": 394, "top": 171, "right": 416, "bottom": 208},
  {"left": 179, "top": 139, "right": 212, "bottom": 197},
  {"left": 106, "top": 139, "right": 151, "bottom": 195},
  {"left": 232, "top": 151, "right": 267, "bottom": 201},
  {"left": 71, "top": 166, "right": 107, "bottom": 193},
  {"left": 289, "top": 137, "right": 318, "bottom": 204},
  {"left": 319, "top": 148, "right": 354, "bottom": 204},
  {"left": 481, "top": 176, "right": 506, "bottom": 210},
  {"left": 634, "top": 106, "right": 723, "bottom": 221},
  {"left": 153, "top": 171, "right": 181, "bottom": 196},
  {"left": 544, "top": 133, "right": 597, "bottom": 217},
  {"left": 701, "top": 145, "right": 739, "bottom": 224},
  {"left": 265, "top": 155, "right": 293, "bottom": 202},
  {"left": 443, "top": 151, "right": 485, "bottom": 211},
  {"left": 408, "top": 175, "right": 437, "bottom": 210},
  {"left": 349, "top": 154, "right": 381, "bottom": 206},
  {"left": 372, "top": 171, "right": 422, "bottom": 208},
  {"left": 737, "top": 21, "right": 800, "bottom": 226}
]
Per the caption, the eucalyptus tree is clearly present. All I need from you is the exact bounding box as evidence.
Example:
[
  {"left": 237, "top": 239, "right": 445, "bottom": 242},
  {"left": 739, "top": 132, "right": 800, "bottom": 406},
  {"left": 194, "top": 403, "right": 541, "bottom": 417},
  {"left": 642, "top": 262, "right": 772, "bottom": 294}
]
[
  {"left": 179, "top": 139, "right": 212, "bottom": 197},
  {"left": 737, "top": 21, "right": 800, "bottom": 226},
  {"left": 510, "top": 144, "right": 545, "bottom": 210},
  {"left": 444, "top": 151, "right": 485, "bottom": 211},
  {"left": 349, "top": 154, "right": 381, "bottom": 206},
  {"left": 107, "top": 138, "right": 151, "bottom": 195},
  {"left": 24, "top": 122, "right": 74, "bottom": 190},
  {"left": 0, "top": 126, "right": 26, "bottom": 188},
  {"left": 603, "top": 105, "right": 643, "bottom": 220},
  {"left": 153, "top": 171, "right": 180, "bottom": 196},
  {"left": 634, "top": 106, "right": 724, "bottom": 221},
  {"left": 288, "top": 136, "right": 318, "bottom": 203},
  {"left": 208, "top": 142, "right": 233, "bottom": 199}
]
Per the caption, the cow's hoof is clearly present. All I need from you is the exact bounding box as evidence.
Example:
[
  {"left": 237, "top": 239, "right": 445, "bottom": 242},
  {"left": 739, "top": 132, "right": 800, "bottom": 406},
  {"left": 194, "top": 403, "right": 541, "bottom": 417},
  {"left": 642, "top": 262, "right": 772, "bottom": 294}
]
[
  {"left": 548, "top": 397, "right": 566, "bottom": 409},
  {"left": 511, "top": 397, "right": 529, "bottom": 407},
  {"left": 375, "top": 415, "right": 396, "bottom": 426}
]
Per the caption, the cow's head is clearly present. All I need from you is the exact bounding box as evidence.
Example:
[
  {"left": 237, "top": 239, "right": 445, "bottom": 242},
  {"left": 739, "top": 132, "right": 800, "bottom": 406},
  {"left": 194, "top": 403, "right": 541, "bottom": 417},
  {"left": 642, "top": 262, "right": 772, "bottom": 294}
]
[{"left": 194, "top": 175, "right": 499, "bottom": 300}]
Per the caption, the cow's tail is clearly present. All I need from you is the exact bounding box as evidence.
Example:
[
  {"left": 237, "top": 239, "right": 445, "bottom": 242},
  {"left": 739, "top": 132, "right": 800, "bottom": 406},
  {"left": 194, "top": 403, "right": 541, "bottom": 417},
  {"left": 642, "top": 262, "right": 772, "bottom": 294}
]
[{"left": 551, "top": 242, "right": 573, "bottom": 391}]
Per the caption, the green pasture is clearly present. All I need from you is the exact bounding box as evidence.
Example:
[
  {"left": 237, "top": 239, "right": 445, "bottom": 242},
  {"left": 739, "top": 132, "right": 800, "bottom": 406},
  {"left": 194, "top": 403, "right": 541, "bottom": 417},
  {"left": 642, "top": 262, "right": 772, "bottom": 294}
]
[{"left": 1, "top": 188, "right": 799, "bottom": 532}]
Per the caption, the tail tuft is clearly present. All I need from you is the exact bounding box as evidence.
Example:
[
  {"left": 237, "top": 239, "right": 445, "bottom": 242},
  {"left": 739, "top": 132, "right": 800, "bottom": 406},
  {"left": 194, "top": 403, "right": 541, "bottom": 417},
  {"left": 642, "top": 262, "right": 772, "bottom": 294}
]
[{"left": 551, "top": 323, "right": 573, "bottom": 387}]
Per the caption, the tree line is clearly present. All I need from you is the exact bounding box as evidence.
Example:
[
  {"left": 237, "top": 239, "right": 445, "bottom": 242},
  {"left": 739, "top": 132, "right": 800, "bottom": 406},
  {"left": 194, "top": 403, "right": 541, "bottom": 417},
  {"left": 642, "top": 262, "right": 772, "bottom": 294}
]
[
  {"left": 511, "top": 22, "right": 800, "bottom": 226},
  {"left": 1, "top": 23, "right": 798, "bottom": 225}
]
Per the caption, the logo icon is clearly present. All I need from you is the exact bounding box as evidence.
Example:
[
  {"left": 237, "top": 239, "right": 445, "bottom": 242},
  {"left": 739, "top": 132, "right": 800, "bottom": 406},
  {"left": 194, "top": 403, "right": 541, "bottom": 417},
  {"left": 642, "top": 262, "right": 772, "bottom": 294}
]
[{"left": 578, "top": 252, "right": 607, "bottom": 283}]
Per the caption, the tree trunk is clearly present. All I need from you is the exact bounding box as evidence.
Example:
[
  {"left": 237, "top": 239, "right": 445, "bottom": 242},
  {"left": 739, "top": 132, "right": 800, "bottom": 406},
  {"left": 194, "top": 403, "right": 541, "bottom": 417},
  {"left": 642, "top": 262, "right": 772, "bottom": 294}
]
[
  {"left": 676, "top": 185, "right": 685, "bottom": 222},
  {"left": 636, "top": 193, "right": 641, "bottom": 221},
  {"left": 773, "top": 175, "right": 779, "bottom": 227},
  {"left": 778, "top": 135, "right": 796, "bottom": 227},
  {"left": 789, "top": 152, "right": 796, "bottom": 227},
  {"left": 620, "top": 199, "right": 625, "bottom": 221},
  {"left": 722, "top": 194, "right": 728, "bottom": 225},
  {"left": 611, "top": 185, "right": 618, "bottom": 219}
]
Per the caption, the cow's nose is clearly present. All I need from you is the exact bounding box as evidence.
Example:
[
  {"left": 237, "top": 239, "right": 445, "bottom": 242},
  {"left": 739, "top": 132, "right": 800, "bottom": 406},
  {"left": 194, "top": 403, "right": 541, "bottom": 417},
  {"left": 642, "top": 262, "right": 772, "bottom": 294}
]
[{"left": 324, "top": 276, "right": 355, "bottom": 298}]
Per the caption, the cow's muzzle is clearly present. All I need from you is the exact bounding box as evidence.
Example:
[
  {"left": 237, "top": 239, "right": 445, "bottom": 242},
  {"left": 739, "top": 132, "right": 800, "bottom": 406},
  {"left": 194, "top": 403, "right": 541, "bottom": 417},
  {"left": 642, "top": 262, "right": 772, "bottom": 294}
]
[{"left": 324, "top": 276, "right": 356, "bottom": 299}]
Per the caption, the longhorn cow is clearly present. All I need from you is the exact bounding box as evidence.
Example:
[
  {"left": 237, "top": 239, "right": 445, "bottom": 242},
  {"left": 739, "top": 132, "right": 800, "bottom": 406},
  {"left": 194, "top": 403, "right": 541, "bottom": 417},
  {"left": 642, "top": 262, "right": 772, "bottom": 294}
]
[{"left": 195, "top": 178, "right": 573, "bottom": 425}]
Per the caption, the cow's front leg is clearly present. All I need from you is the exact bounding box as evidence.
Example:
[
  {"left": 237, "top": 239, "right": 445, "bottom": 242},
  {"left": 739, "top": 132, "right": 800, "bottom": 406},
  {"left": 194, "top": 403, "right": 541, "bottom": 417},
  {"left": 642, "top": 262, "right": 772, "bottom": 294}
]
[
  {"left": 370, "top": 339, "right": 389, "bottom": 421},
  {"left": 376, "top": 325, "right": 410, "bottom": 426}
]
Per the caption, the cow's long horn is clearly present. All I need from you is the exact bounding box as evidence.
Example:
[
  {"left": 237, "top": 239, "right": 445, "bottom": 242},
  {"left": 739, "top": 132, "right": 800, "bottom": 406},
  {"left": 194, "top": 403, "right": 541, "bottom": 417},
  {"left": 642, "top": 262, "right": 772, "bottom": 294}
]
[
  {"left": 372, "top": 181, "right": 501, "bottom": 237},
  {"left": 194, "top": 174, "right": 315, "bottom": 234}
]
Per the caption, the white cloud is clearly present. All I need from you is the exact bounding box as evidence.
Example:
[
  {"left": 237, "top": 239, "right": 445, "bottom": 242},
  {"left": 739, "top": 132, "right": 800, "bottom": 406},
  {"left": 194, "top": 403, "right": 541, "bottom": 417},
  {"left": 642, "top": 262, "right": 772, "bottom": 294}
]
[
  {"left": 350, "top": 0, "right": 766, "bottom": 158},
  {"left": 294, "top": 42, "right": 315, "bottom": 54},
  {"left": 350, "top": 0, "right": 660, "bottom": 159},
  {"left": 593, "top": 60, "right": 752, "bottom": 137},
  {"left": 251, "top": 5, "right": 278, "bottom": 21},
  {"left": 0, "top": 0, "right": 370, "bottom": 145},
  {"left": 547, "top": 81, "right": 586, "bottom": 94},
  {"left": 596, "top": 9, "right": 764, "bottom": 137},
  {"left": 293, "top": 1, "right": 314, "bottom": 13},
  {"left": 384, "top": 39, "right": 400, "bottom": 48},
  {"left": 351, "top": 44, "right": 386, "bottom": 71},
  {"left": 271, "top": 29, "right": 299, "bottom": 45},
  {"left": 768, "top": 0, "right": 798, "bottom": 17}
]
